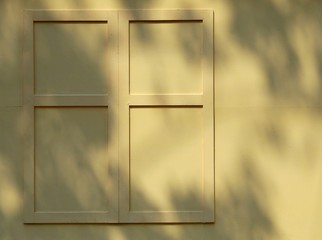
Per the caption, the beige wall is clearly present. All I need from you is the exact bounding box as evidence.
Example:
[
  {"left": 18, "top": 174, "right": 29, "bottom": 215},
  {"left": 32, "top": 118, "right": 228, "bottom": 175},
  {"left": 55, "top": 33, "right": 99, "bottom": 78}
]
[{"left": 1, "top": 0, "right": 322, "bottom": 239}]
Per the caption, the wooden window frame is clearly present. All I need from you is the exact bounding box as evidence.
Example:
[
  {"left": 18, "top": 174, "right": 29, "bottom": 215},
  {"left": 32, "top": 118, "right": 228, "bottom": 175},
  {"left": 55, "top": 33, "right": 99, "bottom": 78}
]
[{"left": 23, "top": 9, "right": 214, "bottom": 224}]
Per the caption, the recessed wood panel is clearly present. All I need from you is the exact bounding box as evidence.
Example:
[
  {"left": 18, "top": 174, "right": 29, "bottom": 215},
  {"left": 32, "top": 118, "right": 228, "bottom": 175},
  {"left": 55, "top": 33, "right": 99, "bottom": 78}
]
[
  {"left": 129, "top": 21, "right": 203, "bottom": 95},
  {"left": 129, "top": 107, "right": 203, "bottom": 212},
  {"left": 34, "top": 107, "right": 109, "bottom": 212},
  {"left": 34, "top": 22, "right": 108, "bottom": 95}
]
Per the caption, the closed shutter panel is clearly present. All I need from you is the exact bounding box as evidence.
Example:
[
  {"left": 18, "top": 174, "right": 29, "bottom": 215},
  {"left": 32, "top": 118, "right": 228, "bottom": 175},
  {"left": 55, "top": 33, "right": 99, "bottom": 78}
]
[
  {"left": 23, "top": 10, "right": 119, "bottom": 223},
  {"left": 119, "top": 10, "right": 214, "bottom": 223}
]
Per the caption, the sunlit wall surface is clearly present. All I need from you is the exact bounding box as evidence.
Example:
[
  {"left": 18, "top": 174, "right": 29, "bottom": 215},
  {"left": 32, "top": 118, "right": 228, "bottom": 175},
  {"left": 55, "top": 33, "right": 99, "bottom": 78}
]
[{"left": 1, "top": 0, "right": 322, "bottom": 239}]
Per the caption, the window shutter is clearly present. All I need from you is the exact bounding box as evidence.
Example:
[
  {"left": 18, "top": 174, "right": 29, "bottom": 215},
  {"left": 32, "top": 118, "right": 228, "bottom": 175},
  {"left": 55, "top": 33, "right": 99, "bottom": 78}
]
[
  {"left": 24, "top": 9, "right": 214, "bottom": 224},
  {"left": 118, "top": 10, "right": 214, "bottom": 223},
  {"left": 23, "top": 10, "right": 119, "bottom": 223}
]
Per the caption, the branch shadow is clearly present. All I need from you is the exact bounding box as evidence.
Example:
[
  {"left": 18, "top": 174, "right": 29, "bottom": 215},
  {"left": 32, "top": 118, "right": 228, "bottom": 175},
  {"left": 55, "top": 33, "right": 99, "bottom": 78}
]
[
  {"left": 0, "top": 2, "right": 287, "bottom": 240},
  {"left": 226, "top": 0, "right": 322, "bottom": 105}
]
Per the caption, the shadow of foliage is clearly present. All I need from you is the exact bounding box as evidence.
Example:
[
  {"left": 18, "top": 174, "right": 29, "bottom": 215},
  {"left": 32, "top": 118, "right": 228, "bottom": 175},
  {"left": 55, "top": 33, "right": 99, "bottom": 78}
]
[
  {"left": 0, "top": 1, "right": 286, "bottom": 240},
  {"left": 226, "top": 0, "right": 322, "bottom": 105}
]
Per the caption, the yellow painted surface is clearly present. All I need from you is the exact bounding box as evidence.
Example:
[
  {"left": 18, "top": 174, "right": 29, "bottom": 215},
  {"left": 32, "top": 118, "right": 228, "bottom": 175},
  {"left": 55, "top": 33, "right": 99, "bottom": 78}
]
[
  {"left": 1, "top": 0, "right": 322, "bottom": 239},
  {"left": 22, "top": 8, "right": 213, "bottom": 224},
  {"left": 0, "top": 1, "right": 22, "bottom": 106},
  {"left": 129, "top": 21, "right": 203, "bottom": 94},
  {"left": 34, "top": 22, "right": 108, "bottom": 95},
  {"left": 130, "top": 107, "right": 203, "bottom": 212},
  {"left": 35, "top": 107, "right": 109, "bottom": 212}
]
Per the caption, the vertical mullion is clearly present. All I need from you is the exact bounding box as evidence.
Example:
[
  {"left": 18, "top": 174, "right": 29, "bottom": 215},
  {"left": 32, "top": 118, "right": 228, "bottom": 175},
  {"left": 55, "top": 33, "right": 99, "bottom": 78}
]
[
  {"left": 23, "top": 11, "right": 35, "bottom": 223},
  {"left": 202, "top": 10, "right": 214, "bottom": 222},
  {"left": 118, "top": 11, "right": 131, "bottom": 223},
  {"left": 106, "top": 10, "right": 119, "bottom": 222}
]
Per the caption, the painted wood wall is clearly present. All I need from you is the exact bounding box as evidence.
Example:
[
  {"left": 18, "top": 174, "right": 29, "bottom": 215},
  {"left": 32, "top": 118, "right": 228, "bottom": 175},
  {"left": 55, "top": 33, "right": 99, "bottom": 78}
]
[{"left": 1, "top": 0, "right": 322, "bottom": 239}]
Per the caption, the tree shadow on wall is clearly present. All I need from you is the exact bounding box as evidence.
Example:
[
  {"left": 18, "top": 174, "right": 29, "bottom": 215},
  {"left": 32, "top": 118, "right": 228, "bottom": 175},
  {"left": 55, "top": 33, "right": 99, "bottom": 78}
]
[
  {"left": 0, "top": 2, "right": 288, "bottom": 240},
  {"left": 225, "top": 0, "right": 322, "bottom": 105},
  {"left": 21, "top": 157, "right": 277, "bottom": 240},
  {"left": 210, "top": 156, "right": 277, "bottom": 240}
]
